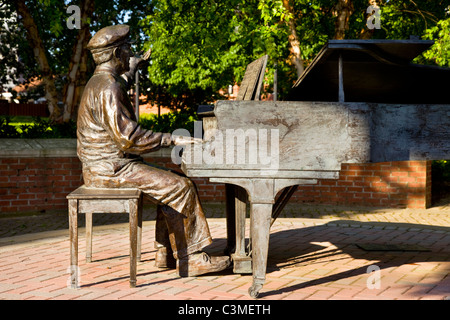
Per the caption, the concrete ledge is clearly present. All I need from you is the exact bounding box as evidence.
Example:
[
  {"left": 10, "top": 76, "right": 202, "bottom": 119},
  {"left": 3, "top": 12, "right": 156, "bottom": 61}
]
[
  {"left": 0, "top": 139, "right": 77, "bottom": 158},
  {"left": 0, "top": 139, "right": 174, "bottom": 158}
]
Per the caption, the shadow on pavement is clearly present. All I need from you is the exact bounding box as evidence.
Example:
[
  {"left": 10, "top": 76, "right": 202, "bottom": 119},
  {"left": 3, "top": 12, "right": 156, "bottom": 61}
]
[{"left": 258, "top": 220, "right": 450, "bottom": 298}]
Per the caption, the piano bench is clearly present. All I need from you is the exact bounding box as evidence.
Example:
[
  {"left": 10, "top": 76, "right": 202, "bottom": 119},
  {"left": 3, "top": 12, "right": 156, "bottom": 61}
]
[{"left": 66, "top": 185, "right": 143, "bottom": 288}]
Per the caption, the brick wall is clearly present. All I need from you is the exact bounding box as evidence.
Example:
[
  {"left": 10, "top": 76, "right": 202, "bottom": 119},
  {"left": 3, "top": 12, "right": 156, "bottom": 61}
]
[
  {"left": 0, "top": 157, "right": 83, "bottom": 213},
  {"left": 140, "top": 155, "right": 226, "bottom": 203},
  {"left": 289, "top": 161, "right": 432, "bottom": 209},
  {"left": 145, "top": 159, "right": 432, "bottom": 209},
  {"left": 0, "top": 144, "right": 431, "bottom": 213},
  {"left": 0, "top": 154, "right": 226, "bottom": 214}
]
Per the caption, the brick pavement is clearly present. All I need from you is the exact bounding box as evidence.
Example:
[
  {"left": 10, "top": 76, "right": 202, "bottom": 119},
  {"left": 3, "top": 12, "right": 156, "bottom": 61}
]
[{"left": 0, "top": 203, "right": 450, "bottom": 302}]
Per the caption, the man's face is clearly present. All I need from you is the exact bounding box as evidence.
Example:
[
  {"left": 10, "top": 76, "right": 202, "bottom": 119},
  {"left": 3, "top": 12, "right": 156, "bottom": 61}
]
[{"left": 116, "top": 43, "right": 132, "bottom": 74}]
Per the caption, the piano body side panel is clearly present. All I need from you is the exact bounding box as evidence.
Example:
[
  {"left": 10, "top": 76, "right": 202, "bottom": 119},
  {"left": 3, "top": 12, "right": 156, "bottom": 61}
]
[
  {"left": 183, "top": 101, "right": 450, "bottom": 181},
  {"left": 183, "top": 101, "right": 372, "bottom": 178},
  {"left": 369, "top": 104, "right": 450, "bottom": 162}
]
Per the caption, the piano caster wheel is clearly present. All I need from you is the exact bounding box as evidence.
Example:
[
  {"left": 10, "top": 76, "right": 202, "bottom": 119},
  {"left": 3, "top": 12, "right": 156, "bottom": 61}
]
[{"left": 248, "top": 283, "right": 263, "bottom": 298}]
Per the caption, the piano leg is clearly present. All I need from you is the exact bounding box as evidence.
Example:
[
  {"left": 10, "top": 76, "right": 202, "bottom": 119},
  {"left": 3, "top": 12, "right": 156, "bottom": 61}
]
[
  {"left": 232, "top": 186, "right": 251, "bottom": 273},
  {"left": 209, "top": 177, "right": 317, "bottom": 298},
  {"left": 248, "top": 202, "right": 272, "bottom": 298},
  {"left": 225, "top": 184, "right": 252, "bottom": 273},
  {"left": 224, "top": 184, "right": 236, "bottom": 255}
]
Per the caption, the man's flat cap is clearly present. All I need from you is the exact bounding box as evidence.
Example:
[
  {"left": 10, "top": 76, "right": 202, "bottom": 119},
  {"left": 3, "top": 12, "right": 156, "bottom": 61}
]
[{"left": 87, "top": 25, "right": 130, "bottom": 51}]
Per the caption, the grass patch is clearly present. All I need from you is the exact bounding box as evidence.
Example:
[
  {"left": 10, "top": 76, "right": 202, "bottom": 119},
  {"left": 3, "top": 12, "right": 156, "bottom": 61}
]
[
  {"left": 1, "top": 111, "right": 198, "bottom": 139},
  {"left": 0, "top": 116, "right": 76, "bottom": 138}
]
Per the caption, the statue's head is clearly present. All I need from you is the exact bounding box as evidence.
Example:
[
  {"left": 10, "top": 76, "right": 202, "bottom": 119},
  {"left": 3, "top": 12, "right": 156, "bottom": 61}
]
[{"left": 87, "top": 24, "right": 132, "bottom": 74}]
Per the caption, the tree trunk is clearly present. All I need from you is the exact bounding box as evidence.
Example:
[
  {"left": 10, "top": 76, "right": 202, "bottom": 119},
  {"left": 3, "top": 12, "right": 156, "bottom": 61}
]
[
  {"left": 63, "top": 0, "right": 95, "bottom": 122},
  {"left": 16, "top": 0, "right": 61, "bottom": 122},
  {"left": 360, "top": 0, "right": 378, "bottom": 39},
  {"left": 282, "top": 0, "right": 304, "bottom": 78},
  {"left": 333, "top": 0, "right": 354, "bottom": 40}
]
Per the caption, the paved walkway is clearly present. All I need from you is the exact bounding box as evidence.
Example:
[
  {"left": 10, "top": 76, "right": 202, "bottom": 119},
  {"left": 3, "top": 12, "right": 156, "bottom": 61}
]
[{"left": 1, "top": 202, "right": 450, "bottom": 302}]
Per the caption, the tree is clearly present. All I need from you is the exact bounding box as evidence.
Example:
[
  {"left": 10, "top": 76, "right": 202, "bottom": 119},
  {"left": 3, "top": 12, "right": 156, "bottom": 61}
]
[
  {"left": 3, "top": 0, "right": 449, "bottom": 122},
  {"left": 1, "top": 0, "right": 153, "bottom": 122},
  {"left": 282, "top": 0, "right": 304, "bottom": 77},
  {"left": 63, "top": 0, "right": 95, "bottom": 122},
  {"left": 421, "top": 16, "right": 450, "bottom": 67},
  {"left": 15, "top": 0, "right": 61, "bottom": 121},
  {"left": 345, "top": 0, "right": 448, "bottom": 40},
  {"left": 333, "top": 0, "right": 354, "bottom": 40},
  {"left": 142, "top": 0, "right": 294, "bottom": 104}
]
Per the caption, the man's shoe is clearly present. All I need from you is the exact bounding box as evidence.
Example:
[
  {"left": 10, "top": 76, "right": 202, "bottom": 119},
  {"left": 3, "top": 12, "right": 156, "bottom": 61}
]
[
  {"left": 155, "top": 247, "right": 176, "bottom": 269},
  {"left": 177, "top": 252, "right": 231, "bottom": 277}
]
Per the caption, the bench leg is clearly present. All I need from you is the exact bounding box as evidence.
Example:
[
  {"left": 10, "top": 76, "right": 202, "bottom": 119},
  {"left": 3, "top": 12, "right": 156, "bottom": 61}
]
[
  {"left": 137, "top": 197, "right": 143, "bottom": 262},
  {"left": 85, "top": 212, "right": 93, "bottom": 263},
  {"left": 129, "top": 199, "right": 138, "bottom": 288},
  {"left": 68, "top": 199, "right": 79, "bottom": 289}
]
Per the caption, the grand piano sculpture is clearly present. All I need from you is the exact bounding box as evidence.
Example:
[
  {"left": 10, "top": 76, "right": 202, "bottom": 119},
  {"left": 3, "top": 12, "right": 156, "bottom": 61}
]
[{"left": 180, "top": 40, "right": 450, "bottom": 298}]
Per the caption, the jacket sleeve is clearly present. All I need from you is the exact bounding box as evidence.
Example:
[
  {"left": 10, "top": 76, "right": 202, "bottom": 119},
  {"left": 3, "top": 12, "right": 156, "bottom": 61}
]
[{"left": 100, "top": 82, "right": 172, "bottom": 154}]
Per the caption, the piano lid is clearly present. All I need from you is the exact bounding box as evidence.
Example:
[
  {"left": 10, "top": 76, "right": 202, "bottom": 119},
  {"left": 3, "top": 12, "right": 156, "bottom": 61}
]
[{"left": 287, "top": 39, "right": 450, "bottom": 104}]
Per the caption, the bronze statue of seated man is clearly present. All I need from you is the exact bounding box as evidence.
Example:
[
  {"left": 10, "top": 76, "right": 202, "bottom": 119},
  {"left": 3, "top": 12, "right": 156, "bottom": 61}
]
[{"left": 77, "top": 24, "right": 230, "bottom": 277}]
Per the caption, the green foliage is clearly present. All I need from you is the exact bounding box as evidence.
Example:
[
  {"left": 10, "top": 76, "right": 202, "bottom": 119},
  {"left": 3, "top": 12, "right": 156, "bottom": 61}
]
[
  {"left": 141, "top": 0, "right": 450, "bottom": 105},
  {"left": 142, "top": 1, "right": 244, "bottom": 93},
  {"left": 3, "top": 0, "right": 450, "bottom": 121},
  {"left": 138, "top": 111, "right": 198, "bottom": 135},
  {"left": 421, "top": 18, "right": 450, "bottom": 67},
  {"left": 1, "top": 112, "right": 199, "bottom": 138},
  {"left": 433, "top": 160, "right": 450, "bottom": 182},
  {"left": 0, "top": 117, "right": 20, "bottom": 138},
  {"left": 141, "top": 0, "right": 294, "bottom": 100},
  {"left": 0, "top": 0, "right": 154, "bottom": 102},
  {"left": 0, "top": 116, "right": 76, "bottom": 138}
]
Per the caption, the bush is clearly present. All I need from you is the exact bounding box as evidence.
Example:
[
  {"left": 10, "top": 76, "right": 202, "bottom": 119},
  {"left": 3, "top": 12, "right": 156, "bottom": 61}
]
[
  {"left": 0, "top": 116, "right": 77, "bottom": 138},
  {"left": 1, "top": 111, "right": 198, "bottom": 139},
  {"left": 432, "top": 160, "right": 450, "bottom": 182},
  {"left": 0, "top": 117, "right": 20, "bottom": 138},
  {"left": 138, "top": 111, "right": 198, "bottom": 135}
]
